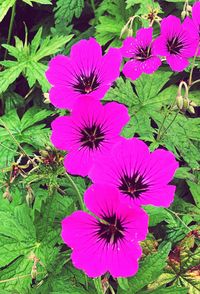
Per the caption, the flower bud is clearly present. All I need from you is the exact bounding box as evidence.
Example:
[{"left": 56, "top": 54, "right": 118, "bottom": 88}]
[
  {"left": 181, "top": 11, "right": 187, "bottom": 20},
  {"left": 176, "top": 95, "right": 184, "bottom": 110},
  {"left": 120, "top": 24, "right": 129, "bottom": 39},
  {"left": 3, "top": 186, "right": 13, "bottom": 202},
  {"left": 188, "top": 105, "right": 195, "bottom": 114},
  {"left": 183, "top": 97, "right": 189, "bottom": 109},
  {"left": 26, "top": 185, "right": 35, "bottom": 207},
  {"left": 127, "top": 28, "right": 133, "bottom": 37},
  {"left": 31, "top": 265, "right": 37, "bottom": 280},
  {"left": 190, "top": 101, "right": 197, "bottom": 107},
  {"left": 39, "top": 150, "right": 49, "bottom": 157},
  {"left": 187, "top": 5, "right": 192, "bottom": 13},
  {"left": 43, "top": 93, "right": 50, "bottom": 104}
]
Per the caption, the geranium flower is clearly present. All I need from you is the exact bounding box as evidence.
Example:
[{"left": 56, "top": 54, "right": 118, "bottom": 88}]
[
  {"left": 51, "top": 98, "right": 129, "bottom": 177},
  {"left": 121, "top": 27, "right": 161, "bottom": 80},
  {"left": 61, "top": 184, "right": 148, "bottom": 278},
  {"left": 153, "top": 15, "right": 198, "bottom": 71},
  {"left": 45, "top": 38, "right": 122, "bottom": 110},
  {"left": 183, "top": 1, "right": 200, "bottom": 56},
  {"left": 89, "top": 138, "right": 179, "bottom": 207}
]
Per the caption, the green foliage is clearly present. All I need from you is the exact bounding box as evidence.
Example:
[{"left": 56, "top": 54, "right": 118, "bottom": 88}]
[
  {"left": 54, "top": 0, "right": 84, "bottom": 26},
  {"left": 0, "top": 0, "right": 52, "bottom": 22},
  {"left": 95, "top": 0, "right": 136, "bottom": 47},
  {"left": 0, "top": 107, "right": 53, "bottom": 168},
  {"left": 118, "top": 243, "right": 172, "bottom": 293},
  {"left": 0, "top": 28, "right": 73, "bottom": 93}
]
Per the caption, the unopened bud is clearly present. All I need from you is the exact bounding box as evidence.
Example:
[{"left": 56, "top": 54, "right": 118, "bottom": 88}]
[
  {"left": 187, "top": 5, "right": 192, "bottom": 13},
  {"left": 43, "top": 93, "right": 50, "bottom": 104},
  {"left": 26, "top": 185, "right": 35, "bottom": 207},
  {"left": 127, "top": 28, "right": 133, "bottom": 37},
  {"left": 120, "top": 24, "right": 129, "bottom": 39},
  {"left": 3, "top": 186, "right": 13, "bottom": 202},
  {"left": 31, "top": 265, "right": 37, "bottom": 279},
  {"left": 176, "top": 95, "right": 184, "bottom": 110},
  {"left": 189, "top": 101, "right": 197, "bottom": 107},
  {"left": 188, "top": 105, "right": 195, "bottom": 114},
  {"left": 181, "top": 11, "right": 187, "bottom": 20},
  {"left": 183, "top": 97, "right": 189, "bottom": 109},
  {"left": 39, "top": 150, "right": 49, "bottom": 157}
]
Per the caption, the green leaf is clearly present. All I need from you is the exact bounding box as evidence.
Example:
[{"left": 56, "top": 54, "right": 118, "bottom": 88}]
[
  {"left": 0, "top": 29, "right": 71, "bottom": 92},
  {"left": 23, "top": 0, "right": 52, "bottom": 4},
  {"left": 187, "top": 181, "right": 200, "bottom": 208},
  {"left": 95, "top": 0, "right": 136, "bottom": 47},
  {"left": 0, "top": 63, "right": 25, "bottom": 94},
  {"left": 118, "top": 278, "right": 129, "bottom": 291},
  {"left": 153, "top": 114, "right": 200, "bottom": 169},
  {"left": 0, "top": 0, "right": 15, "bottom": 22},
  {"left": 141, "top": 285, "right": 188, "bottom": 294},
  {"left": 54, "top": 0, "right": 84, "bottom": 25},
  {"left": 104, "top": 71, "right": 174, "bottom": 140},
  {"left": 0, "top": 200, "right": 36, "bottom": 268},
  {"left": 119, "top": 243, "right": 172, "bottom": 293},
  {"left": 0, "top": 91, "right": 24, "bottom": 112},
  {"left": 0, "top": 107, "right": 52, "bottom": 168},
  {"left": 143, "top": 206, "right": 174, "bottom": 227}
]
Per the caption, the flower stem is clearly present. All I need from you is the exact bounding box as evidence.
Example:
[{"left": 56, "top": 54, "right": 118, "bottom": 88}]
[
  {"left": 190, "top": 78, "right": 200, "bottom": 88},
  {"left": 90, "top": 0, "right": 95, "bottom": 12},
  {"left": 188, "top": 42, "right": 200, "bottom": 86},
  {"left": 4, "top": 2, "right": 16, "bottom": 60},
  {"left": 65, "top": 171, "right": 85, "bottom": 211}
]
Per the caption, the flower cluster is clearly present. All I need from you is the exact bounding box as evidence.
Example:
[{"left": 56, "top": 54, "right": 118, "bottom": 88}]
[
  {"left": 122, "top": 13, "right": 199, "bottom": 79},
  {"left": 44, "top": 4, "right": 199, "bottom": 278}
]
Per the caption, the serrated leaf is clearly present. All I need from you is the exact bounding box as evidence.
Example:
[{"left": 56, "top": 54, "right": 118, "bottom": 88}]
[
  {"left": 54, "top": 0, "right": 84, "bottom": 25},
  {"left": 0, "top": 63, "right": 25, "bottom": 94},
  {"left": 0, "top": 29, "right": 71, "bottom": 93},
  {"left": 143, "top": 206, "right": 175, "bottom": 227},
  {"left": 119, "top": 243, "right": 172, "bottom": 293},
  {"left": 0, "top": 108, "right": 52, "bottom": 168},
  {"left": 187, "top": 181, "right": 200, "bottom": 208},
  {"left": 0, "top": 0, "right": 15, "bottom": 22}
]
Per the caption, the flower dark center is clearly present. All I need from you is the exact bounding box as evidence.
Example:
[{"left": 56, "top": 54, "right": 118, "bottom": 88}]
[
  {"left": 97, "top": 215, "right": 124, "bottom": 244},
  {"left": 167, "top": 36, "right": 183, "bottom": 55},
  {"left": 119, "top": 172, "right": 148, "bottom": 199},
  {"left": 135, "top": 46, "right": 152, "bottom": 61},
  {"left": 80, "top": 124, "right": 104, "bottom": 149},
  {"left": 73, "top": 71, "right": 100, "bottom": 94}
]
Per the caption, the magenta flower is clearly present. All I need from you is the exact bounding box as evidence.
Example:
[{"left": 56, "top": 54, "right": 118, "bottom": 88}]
[
  {"left": 61, "top": 184, "right": 148, "bottom": 278},
  {"left": 121, "top": 28, "right": 161, "bottom": 80},
  {"left": 153, "top": 15, "right": 198, "bottom": 71},
  {"left": 46, "top": 38, "right": 122, "bottom": 110},
  {"left": 51, "top": 98, "right": 129, "bottom": 177},
  {"left": 89, "top": 138, "right": 179, "bottom": 208},
  {"left": 183, "top": 1, "right": 200, "bottom": 56}
]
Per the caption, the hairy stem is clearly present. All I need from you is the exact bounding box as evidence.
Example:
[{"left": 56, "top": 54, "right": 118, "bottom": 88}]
[{"left": 4, "top": 2, "right": 16, "bottom": 60}]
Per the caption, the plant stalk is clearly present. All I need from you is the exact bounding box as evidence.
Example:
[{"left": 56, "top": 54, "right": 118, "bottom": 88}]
[
  {"left": 90, "top": 0, "right": 95, "bottom": 12},
  {"left": 65, "top": 171, "right": 85, "bottom": 211},
  {"left": 4, "top": 2, "right": 16, "bottom": 60}
]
